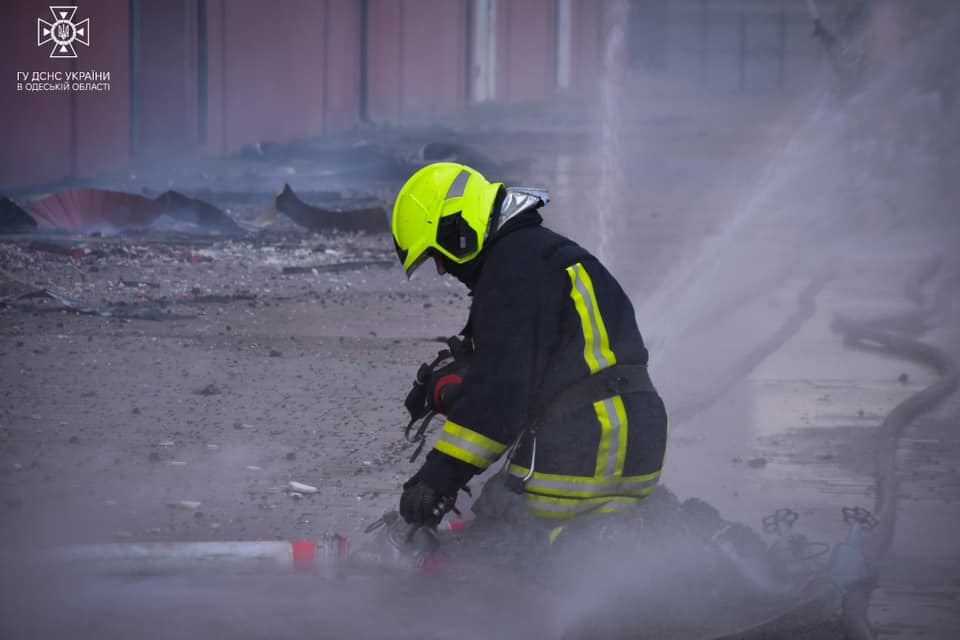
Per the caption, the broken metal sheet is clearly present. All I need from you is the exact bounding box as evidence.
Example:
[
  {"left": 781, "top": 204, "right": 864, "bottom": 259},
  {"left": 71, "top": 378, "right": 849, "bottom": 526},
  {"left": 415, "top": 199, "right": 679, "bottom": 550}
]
[
  {"left": 274, "top": 184, "right": 388, "bottom": 234},
  {"left": 0, "top": 197, "right": 38, "bottom": 232},
  {"left": 5, "top": 188, "right": 244, "bottom": 235},
  {"left": 23, "top": 189, "right": 167, "bottom": 232},
  {"left": 154, "top": 190, "right": 245, "bottom": 235}
]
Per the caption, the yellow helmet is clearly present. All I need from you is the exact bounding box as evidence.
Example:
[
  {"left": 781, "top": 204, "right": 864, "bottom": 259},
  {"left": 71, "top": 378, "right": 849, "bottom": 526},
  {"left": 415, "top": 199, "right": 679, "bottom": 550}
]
[{"left": 392, "top": 162, "right": 503, "bottom": 277}]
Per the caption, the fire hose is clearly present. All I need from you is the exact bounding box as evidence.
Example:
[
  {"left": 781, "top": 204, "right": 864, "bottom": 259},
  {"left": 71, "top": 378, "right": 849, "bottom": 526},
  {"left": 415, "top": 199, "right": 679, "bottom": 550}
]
[{"left": 830, "top": 258, "right": 959, "bottom": 640}]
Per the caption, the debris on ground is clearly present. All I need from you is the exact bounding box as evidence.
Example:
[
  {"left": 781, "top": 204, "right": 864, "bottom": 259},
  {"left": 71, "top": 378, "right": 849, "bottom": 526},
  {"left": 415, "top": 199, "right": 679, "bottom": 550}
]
[
  {"left": 194, "top": 384, "right": 222, "bottom": 397},
  {"left": 288, "top": 481, "right": 318, "bottom": 494},
  {"left": 280, "top": 259, "right": 393, "bottom": 275},
  {"left": 274, "top": 184, "right": 388, "bottom": 233},
  {"left": 154, "top": 190, "right": 245, "bottom": 235},
  {"left": 0, "top": 285, "right": 189, "bottom": 320},
  {"left": 168, "top": 501, "right": 202, "bottom": 510},
  {"left": 1, "top": 188, "right": 245, "bottom": 235}
]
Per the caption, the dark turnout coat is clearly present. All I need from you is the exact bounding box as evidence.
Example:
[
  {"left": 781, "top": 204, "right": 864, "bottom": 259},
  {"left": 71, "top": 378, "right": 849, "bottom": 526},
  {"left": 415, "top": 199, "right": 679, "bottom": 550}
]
[{"left": 415, "top": 208, "right": 668, "bottom": 520}]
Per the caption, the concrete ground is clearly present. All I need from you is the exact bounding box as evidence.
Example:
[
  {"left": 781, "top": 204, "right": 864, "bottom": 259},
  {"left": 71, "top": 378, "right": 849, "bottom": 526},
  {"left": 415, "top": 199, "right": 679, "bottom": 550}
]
[{"left": 1, "top": 73, "right": 958, "bottom": 638}]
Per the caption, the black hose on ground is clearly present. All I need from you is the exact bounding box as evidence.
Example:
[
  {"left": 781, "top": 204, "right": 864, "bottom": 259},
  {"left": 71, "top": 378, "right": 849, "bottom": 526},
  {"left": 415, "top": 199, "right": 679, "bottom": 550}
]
[
  {"left": 831, "top": 317, "right": 959, "bottom": 560},
  {"left": 830, "top": 257, "right": 959, "bottom": 640}
]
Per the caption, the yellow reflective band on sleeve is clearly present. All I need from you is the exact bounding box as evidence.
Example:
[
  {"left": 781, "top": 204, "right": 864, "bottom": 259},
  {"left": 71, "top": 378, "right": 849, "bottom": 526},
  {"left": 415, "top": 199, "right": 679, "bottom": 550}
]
[
  {"left": 435, "top": 420, "right": 508, "bottom": 470},
  {"left": 566, "top": 263, "right": 617, "bottom": 374}
]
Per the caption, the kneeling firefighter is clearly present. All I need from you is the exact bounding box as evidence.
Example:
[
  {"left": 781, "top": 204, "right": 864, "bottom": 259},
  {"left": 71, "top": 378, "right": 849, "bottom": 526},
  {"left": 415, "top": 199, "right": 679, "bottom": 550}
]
[{"left": 393, "top": 162, "right": 668, "bottom": 531}]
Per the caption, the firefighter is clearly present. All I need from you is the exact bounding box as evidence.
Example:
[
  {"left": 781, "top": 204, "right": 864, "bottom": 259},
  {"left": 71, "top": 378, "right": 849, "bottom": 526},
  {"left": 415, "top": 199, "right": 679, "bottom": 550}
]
[{"left": 393, "top": 162, "right": 668, "bottom": 530}]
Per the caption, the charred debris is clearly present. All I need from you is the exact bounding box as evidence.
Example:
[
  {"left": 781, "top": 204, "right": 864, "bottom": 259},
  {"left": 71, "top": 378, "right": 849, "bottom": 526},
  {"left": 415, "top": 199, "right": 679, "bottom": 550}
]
[{"left": 0, "top": 133, "right": 520, "bottom": 321}]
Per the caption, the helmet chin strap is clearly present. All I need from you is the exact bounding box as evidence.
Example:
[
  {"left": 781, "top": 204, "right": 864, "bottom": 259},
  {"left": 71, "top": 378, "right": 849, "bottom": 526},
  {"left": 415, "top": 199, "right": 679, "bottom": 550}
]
[{"left": 442, "top": 255, "right": 484, "bottom": 289}]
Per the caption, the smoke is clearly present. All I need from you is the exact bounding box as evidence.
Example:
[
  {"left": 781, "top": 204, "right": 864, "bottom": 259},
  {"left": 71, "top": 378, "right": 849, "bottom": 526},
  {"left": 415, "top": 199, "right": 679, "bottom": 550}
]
[
  {"left": 0, "top": 564, "right": 547, "bottom": 640},
  {"left": 634, "top": 7, "right": 960, "bottom": 416},
  {"left": 544, "top": 5, "right": 960, "bottom": 636},
  {"left": 3, "top": 4, "right": 959, "bottom": 640}
]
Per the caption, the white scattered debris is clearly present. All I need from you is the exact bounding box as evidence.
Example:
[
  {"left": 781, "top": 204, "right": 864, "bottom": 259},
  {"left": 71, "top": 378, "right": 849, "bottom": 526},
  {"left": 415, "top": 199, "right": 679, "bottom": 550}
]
[
  {"left": 206, "top": 443, "right": 219, "bottom": 450},
  {"left": 167, "top": 500, "right": 202, "bottom": 510},
  {"left": 246, "top": 465, "right": 262, "bottom": 471},
  {"left": 103, "top": 499, "right": 117, "bottom": 506},
  {"left": 288, "top": 481, "right": 318, "bottom": 494},
  {"left": 167, "top": 460, "right": 187, "bottom": 466},
  {"left": 362, "top": 460, "right": 372, "bottom": 466},
  {"left": 158, "top": 440, "right": 175, "bottom": 447}
]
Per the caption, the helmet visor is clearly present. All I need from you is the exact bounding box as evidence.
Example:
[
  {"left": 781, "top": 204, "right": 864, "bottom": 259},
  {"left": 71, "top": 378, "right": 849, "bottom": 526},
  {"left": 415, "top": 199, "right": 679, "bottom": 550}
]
[
  {"left": 395, "top": 238, "right": 437, "bottom": 278},
  {"left": 405, "top": 249, "right": 435, "bottom": 277}
]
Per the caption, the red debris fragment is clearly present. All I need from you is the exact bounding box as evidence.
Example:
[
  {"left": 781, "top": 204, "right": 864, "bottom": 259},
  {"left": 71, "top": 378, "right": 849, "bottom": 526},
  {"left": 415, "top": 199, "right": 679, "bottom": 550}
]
[{"left": 176, "top": 251, "right": 212, "bottom": 265}]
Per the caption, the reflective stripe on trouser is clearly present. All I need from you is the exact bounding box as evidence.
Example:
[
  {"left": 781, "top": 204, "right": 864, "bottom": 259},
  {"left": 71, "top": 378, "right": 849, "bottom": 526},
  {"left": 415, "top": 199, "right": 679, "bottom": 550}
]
[
  {"left": 435, "top": 419, "right": 508, "bottom": 470},
  {"left": 566, "top": 262, "right": 617, "bottom": 374},
  {"left": 593, "top": 395, "right": 628, "bottom": 477},
  {"left": 508, "top": 465, "right": 660, "bottom": 519}
]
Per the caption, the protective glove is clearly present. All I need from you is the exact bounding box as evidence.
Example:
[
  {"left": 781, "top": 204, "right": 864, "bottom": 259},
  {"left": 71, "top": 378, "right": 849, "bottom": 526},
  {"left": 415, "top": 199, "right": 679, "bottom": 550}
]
[
  {"left": 399, "top": 479, "right": 457, "bottom": 526},
  {"left": 403, "top": 336, "right": 473, "bottom": 423}
]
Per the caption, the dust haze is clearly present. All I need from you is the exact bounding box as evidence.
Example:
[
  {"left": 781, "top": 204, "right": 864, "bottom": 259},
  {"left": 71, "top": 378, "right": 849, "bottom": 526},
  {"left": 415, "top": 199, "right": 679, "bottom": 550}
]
[{"left": 2, "top": 1, "right": 959, "bottom": 639}]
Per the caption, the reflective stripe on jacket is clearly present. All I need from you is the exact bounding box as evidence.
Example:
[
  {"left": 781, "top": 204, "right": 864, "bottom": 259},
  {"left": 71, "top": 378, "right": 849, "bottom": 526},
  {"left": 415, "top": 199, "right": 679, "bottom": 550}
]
[{"left": 416, "top": 210, "right": 668, "bottom": 518}]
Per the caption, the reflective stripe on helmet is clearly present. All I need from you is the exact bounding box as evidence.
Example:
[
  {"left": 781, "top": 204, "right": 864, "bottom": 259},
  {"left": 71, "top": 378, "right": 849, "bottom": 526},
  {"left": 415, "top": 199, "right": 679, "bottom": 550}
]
[{"left": 435, "top": 419, "right": 508, "bottom": 470}]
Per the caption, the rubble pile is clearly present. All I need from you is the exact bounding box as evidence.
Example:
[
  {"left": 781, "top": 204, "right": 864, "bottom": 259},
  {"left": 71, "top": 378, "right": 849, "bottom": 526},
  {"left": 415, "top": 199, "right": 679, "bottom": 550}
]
[{"left": 0, "top": 232, "right": 398, "bottom": 321}]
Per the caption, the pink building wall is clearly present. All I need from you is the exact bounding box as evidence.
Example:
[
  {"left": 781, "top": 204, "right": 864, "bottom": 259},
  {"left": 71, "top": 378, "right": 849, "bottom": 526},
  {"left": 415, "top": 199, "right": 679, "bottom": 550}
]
[{"left": 1, "top": 0, "right": 604, "bottom": 190}]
